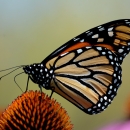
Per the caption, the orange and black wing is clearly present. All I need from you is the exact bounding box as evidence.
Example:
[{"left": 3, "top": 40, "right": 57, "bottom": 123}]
[
  {"left": 43, "top": 19, "right": 130, "bottom": 65},
  {"left": 46, "top": 46, "right": 122, "bottom": 114}
]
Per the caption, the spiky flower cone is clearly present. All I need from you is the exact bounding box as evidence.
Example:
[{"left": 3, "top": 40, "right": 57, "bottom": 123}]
[{"left": 0, "top": 91, "right": 73, "bottom": 130}]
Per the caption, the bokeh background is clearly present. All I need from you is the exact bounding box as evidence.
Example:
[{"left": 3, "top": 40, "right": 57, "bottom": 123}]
[{"left": 0, "top": 1, "right": 130, "bottom": 130}]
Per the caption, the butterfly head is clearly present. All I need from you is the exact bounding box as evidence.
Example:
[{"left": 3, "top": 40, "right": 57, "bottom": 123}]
[{"left": 23, "top": 63, "right": 53, "bottom": 89}]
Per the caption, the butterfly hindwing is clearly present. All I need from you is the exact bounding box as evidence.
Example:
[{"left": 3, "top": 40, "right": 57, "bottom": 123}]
[{"left": 48, "top": 46, "right": 122, "bottom": 114}]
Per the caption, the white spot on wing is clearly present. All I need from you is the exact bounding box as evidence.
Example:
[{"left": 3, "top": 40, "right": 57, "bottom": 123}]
[
  {"left": 108, "top": 31, "right": 114, "bottom": 37},
  {"left": 99, "top": 27, "right": 105, "bottom": 31},
  {"left": 87, "top": 108, "right": 92, "bottom": 111},
  {"left": 110, "top": 85, "right": 113, "bottom": 89},
  {"left": 98, "top": 103, "right": 101, "bottom": 107},
  {"left": 86, "top": 46, "right": 91, "bottom": 49},
  {"left": 108, "top": 90, "right": 112, "bottom": 94},
  {"left": 86, "top": 31, "right": 90, "bottom": 33},
  {"left": 102, "top": 106, "right": 105, "bottom": 109},
  {"left": 102, "top": 52, "right": 106, "bottom": 55},
  {"left": 77, "top": 49, "right": 83, "bottom": 53},
  {"left": 60, "top": 52, "right": 68, "bottom": 56},
  {"left": 104, "top": 96, "right": 107, "bottom": 100},
  {"left": 97, "top": 26, "right": 102, "bottom": 28},
  {"left": 100, "top": 98, "right": 103, "bottom": 102},
  {"left": 73, "top": 37, "right": 80, "bottom": 41},
  {"left": 108, "top": 51, "right": 112, "bottom": 54},
  {"left": 104, "top": 102, "right": 108, "bottom": 106},
  {"left": 40, "top": 69, "right": 43, "bottom": 72},
  {"left": 97, "top": 38, "right": 104, "bottom": 42},
  {"left": 124, "top": 53, "right": 127, "bottom": 56},
  {"left": 114, "top": 74, "right": 116, "bottom": 77},
  {"left": 108, "top": 27, "right": 113, "bottom": 31},
  {"left": 86, "top": 32, "right": 93, "bottom": 36},
  {"left": 109, "top": 99, "right": 111, "bottom": 102},
  {"left": 96, "top": 47, "right": 102, "bottom": 50},
  {"left": 111, "top": 62, "right": 114, "bottom": 65},
  {"left": 80, "top": 39, "right": 84, "bottom": 42},
  {"left": 92, "top": 34, "right": 99, "bottom": 38},
  {"left": 109, "top": 55, "right": 113, "bottom": 59},
  {"left": 118, "top": 49, "right": 124, "bottom": 53},
  {"left": 120, "top": 57, "right": 122, "bottom": 61},
  {"left": 114, "top": 88, "right": 117, "bottom": 92},
  {"left": 114, "top": 79, "right": 117, "bottom": 83},
  {"left": 126, "top": 22, "right": 130, "bottom": 24},
  {"left": 93, "top": 106, "right": 97, "bottom": 109},
  {"left": 50, "top": 70, "right": 53, "bottom": 73}
]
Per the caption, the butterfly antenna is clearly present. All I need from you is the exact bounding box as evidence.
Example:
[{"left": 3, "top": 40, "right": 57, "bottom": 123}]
[
  {"left": 0, "top": 65, "right": 24, "bottom": 80},
  {"left": 0, "top": 65, "right": 24, "bottom": 72},
  {"left": 14, "top": 72, "right": 24, "bottom": 92}
]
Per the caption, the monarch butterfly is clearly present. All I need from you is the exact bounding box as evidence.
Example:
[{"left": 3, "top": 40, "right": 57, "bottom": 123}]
[
  {"left": 3, "top": 19, "right": 130, "bottom": 114},
  {"left": 24, "top": 46, "right": 122, "bottom": 115}
]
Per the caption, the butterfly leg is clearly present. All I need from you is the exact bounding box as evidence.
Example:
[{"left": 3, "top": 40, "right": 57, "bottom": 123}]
[
  {"left": 25, "top": 76, "right": 30, "bottom": 92},
  {"left": 50, "top": 86, "right": 55, "bottom": 98},
  {"left": 38, "top": 85, "right": 43, "bottom": 102},
  {"left": 39, "top": 85, "right": 43, "bottom": 93}
]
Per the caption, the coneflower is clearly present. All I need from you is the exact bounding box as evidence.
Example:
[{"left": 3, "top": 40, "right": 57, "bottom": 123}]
[{"left": 0, "top": 90, "right": 73, "bottom": 130}]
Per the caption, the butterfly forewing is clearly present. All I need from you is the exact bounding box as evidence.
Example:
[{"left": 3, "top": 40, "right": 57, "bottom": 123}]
[
  {"left": 47, "top": 46, "right": 122, "bottom": 114},
  {"left": 43, "top": 19, "right": 130, "bottom": 64}
]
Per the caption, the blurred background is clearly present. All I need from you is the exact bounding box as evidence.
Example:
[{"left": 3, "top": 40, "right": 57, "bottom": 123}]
[{"left": 0, "top": 1, "right": 130, "bottom": 130}]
